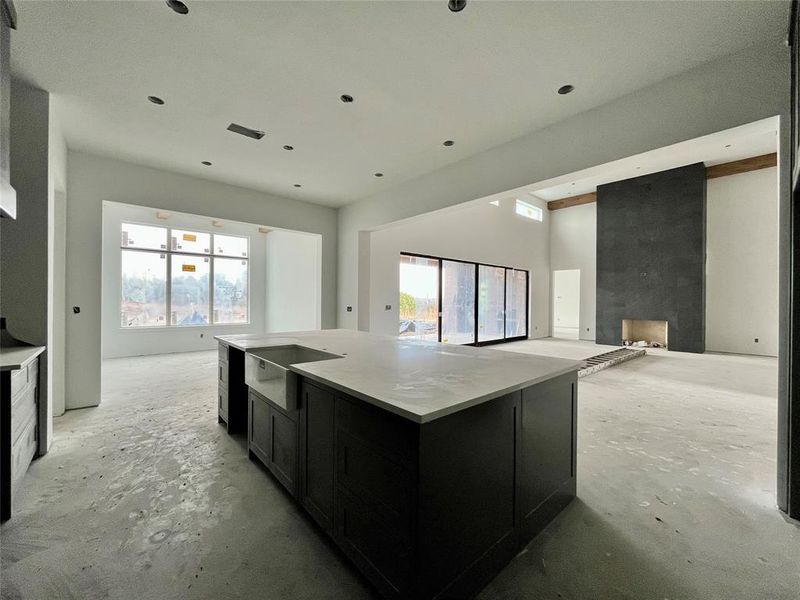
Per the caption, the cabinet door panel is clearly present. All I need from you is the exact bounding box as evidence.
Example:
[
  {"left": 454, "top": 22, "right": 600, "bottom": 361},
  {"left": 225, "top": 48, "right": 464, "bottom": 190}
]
[
  {"left": 301, "top": 382, "right": 335, "bottom": 531},
  {"left": 336, "top": 489, "right": 413, "bottom": 599},
  {"left": 249, "top": 392, "right": 270, "bottom": 465},
  {"left": 337, "top": 430, "right": 413, "bottom": 534},
  {"left": 218, "top": 361, "right": 229, "bottom": 386},
  {"left": 218, "top": 385, "right": 229, "bottom": 422},
  {"left": 268, "top": 407, "right": 297, "bottom": 494},
  {"left": 518, "top": 376, "right": 575, "bottom": 520}
]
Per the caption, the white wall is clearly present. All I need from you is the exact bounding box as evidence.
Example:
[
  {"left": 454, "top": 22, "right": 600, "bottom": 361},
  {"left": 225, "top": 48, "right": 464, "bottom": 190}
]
[
  {"left": 66, "top": 151, "right": 337, "bottom": 410},
  {"left": 706, "top": 167, "right": 779, "bottom": 356},
  {"left": 48, "top": 106, "right": 67, "bottom": 420},
  {"left": 368, "top": 196, "right": 550, "bottom": 339},
  {"left": 101, "top": 202, "right": 269, "bottom": 358},
  {"left": 549, "top": 204, "right": 596, "bottom": 340},
  {"left": 338, "top": 42, "right": 790, "bottom": 332},
  {"left": 266, "top": 229, "right": 322, "bottom": 332}
]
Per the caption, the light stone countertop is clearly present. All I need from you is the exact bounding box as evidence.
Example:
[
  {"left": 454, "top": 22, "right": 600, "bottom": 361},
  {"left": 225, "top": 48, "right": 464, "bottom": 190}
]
[
  {"left": 0, "top": 346, "right": 45, "bottom": 372},
  {"left": 216, "top": 329, "right": 579, "bottom": 423}
]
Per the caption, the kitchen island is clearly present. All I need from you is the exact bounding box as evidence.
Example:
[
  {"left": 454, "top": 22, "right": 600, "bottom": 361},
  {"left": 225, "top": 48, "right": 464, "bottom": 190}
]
[{"left": 216, "top": 329, "right": 580, "bottom": 600}]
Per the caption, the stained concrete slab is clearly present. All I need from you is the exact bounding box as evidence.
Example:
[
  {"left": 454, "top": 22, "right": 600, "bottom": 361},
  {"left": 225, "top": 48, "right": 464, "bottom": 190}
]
[{"left": 2, "top": 343, "right": 798, "bottom": 599}]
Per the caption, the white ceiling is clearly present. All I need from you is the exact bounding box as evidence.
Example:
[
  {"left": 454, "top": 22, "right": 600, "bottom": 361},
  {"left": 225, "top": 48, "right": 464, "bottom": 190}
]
[
  {"left": 529, "top": 116, "right": 779, "bottom": 201},
  {"left": 10, "top": 0, "right": 789, "bottom": 207}
]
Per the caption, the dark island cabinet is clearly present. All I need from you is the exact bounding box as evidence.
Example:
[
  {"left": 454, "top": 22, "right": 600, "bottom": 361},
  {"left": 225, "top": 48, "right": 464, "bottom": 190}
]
[
  {"left": 248, "top": 389, "right": 298, "bottom": 497},
  {"left": 218, "top": 343, "right": 247, "bottom": 434},
  {"left": 246, "top": 369, "right": 577, "bottom": 600},
  {"left": 299, "top": 381, "right": 335, "bottom": 531}
]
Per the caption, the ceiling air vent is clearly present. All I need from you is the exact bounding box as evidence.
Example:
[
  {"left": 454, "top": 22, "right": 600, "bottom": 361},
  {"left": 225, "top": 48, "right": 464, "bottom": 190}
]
[{"left": 227, "top": 123, "right": 265, "bottom": 140}]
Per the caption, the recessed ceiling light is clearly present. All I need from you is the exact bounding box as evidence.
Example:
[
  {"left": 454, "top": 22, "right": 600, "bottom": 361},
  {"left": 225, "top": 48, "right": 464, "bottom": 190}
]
[
  {"left": 340, "top": 94, "right": 354, "bottom": 103},
  {"left": 557, "top": 85, "right": 575, "bottom": 95},
  {"left": 283, "top": 145, "right": 294, "bottom": 151},
  {"left": 374, "top": 172, "right": 384, "bottom": 178},
  {"left": 293, "top": 184, "right": 302, "bottom": 188},
  {"left": 443, "top": 140, "right": 455, "bottom": 147},
  {"left": 201, "top": 161, "right": 212, "bottom": 166},
  {"left": 147, "top": 96, "right": 165, "bottom": 105},
  {"left": 166, "top": 0, "right": 189, "bottom": 15},
  {"left": 227, "top": 123, "right": 265, "bottom": 140},
  {"left": 448, "top": 0, "right": 467, "bottom": 12}
]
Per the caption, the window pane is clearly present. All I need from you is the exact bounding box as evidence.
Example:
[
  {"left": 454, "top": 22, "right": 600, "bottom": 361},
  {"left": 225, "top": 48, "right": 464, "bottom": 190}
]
[
  {"left": 214, "top": 234, "right": 248, "bottom": 258},
  {"left": 478, "top": 265, "right": 505, "bottom": 342},
  {"left": 121, "top": 222, "right": 167, "bottom": 250},
  {"left": 505, "top": 269, "right": 527, "bottom": 338},
  {"left": 441, "top": 260, "right": 475, "bottom": 345},
  {"left": 171, "top": 229, "right": 211, "bottom": 254},
  {"left": 515, "top": 199, "right": 543, "bottom": 221},
  {"left": 399, "top": 255, "right": 439, "bottom": 341},
  {"left": 171, "top": 254, "right": 210, "bottom": 325},
  {"left": 121, "top": 250, "right": 167, "bottom": 327},
  {"left": 214, "top": 258, "right": 248, "bottom": 324}
]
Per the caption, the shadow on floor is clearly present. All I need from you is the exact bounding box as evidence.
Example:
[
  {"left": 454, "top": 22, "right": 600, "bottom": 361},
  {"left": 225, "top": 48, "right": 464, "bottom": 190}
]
[{"left": 479, "top": 498, "right": 698, "bottom": 600}]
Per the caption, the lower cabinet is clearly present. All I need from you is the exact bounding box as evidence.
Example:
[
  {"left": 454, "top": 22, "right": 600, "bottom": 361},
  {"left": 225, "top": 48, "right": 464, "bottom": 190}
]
[
  {"left": 246, "top": 372, "right": 577, "bottom": 600},
  {"left": 248, "top": 390, "right": 297, "bottom": 496},
  {"left": 1, "top": 353, "right": 41, "bottom": 523},
  {"left": 299, "top": 381, "right": 335, "bottom": 531}
]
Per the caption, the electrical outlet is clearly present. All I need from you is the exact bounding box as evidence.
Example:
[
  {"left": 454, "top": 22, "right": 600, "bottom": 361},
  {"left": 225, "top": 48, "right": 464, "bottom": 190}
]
[
  {"left": 346, "top": 306, "right": 353, "bottom": 312},
  {"left": 754, "top": 338, "right": 759, "bottom": 343}
]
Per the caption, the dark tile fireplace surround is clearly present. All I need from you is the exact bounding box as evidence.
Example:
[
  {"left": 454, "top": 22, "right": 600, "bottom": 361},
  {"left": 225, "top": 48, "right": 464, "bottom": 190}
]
[{"left": 596, "top": 163, "right": 706, "bottom": 353}]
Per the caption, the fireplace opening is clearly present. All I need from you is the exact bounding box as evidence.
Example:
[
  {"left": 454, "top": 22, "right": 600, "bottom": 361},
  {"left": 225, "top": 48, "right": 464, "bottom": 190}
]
[{"left": 622, "top": 319, "right": 668, "bottom": 348}]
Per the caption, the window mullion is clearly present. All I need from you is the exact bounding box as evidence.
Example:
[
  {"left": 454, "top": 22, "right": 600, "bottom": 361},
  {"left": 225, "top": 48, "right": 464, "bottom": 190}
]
[{"left": 166, "top": 251, "right": 173, "bottom": 326}]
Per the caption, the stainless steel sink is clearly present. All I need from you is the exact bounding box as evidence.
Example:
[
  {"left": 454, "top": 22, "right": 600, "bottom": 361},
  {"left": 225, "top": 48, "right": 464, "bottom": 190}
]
[{"left": 244, "top": 345, "right": 343, "bottom": 410}]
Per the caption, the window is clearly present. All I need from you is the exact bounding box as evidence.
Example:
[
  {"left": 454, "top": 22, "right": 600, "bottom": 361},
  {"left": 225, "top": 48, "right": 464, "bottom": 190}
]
[
  {"left": 478, "top": 265, "right": 505, "bottom": 343},
  {"left": 398, "top": 253, "right": 529, "bottom": 345},
  {"left": 505, "top": 269, "right": 527, "bottom": 338},
  {"left": 515, "top": 199, "right": 543, "bottom": 221},
  {"left": 120, "top": 222, "right": 249, "bottom": 328},
  {"left": 399, "top": 255, "right": 439, "bottom": 341},
  {"left": 121, "top": 249, "right": 167, "bottom": 327},
  {"left": 441, "top": 260, "right": 475, "bottom": 345}
]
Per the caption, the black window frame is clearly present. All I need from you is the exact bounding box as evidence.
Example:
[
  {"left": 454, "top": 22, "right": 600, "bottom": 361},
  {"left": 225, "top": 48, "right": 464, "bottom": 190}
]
[{"left": 399, "top": 251, "right": 529, "bottom": 346}]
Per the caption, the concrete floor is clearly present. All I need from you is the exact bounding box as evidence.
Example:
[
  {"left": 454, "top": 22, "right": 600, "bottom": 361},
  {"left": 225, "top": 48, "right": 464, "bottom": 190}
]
[{"left": 2, "top": 340, "right": 798, "bottom": 599}]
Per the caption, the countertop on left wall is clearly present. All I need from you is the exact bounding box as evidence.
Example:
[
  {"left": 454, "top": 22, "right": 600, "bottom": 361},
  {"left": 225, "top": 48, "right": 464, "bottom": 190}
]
[{"left": 0, "top": 346, "right": 45, "bottom": 371}]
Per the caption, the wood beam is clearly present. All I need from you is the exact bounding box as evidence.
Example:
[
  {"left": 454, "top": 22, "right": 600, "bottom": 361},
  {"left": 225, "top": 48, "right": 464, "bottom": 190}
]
[
  {"left": 704, "top": 152, "right": 777, "bottom": 179},
  {"left": 546, "top": 152, "right": 778, "bottom": 211},
  {"left": 546, "top": 192, "right": 596, "bottom": 211}
]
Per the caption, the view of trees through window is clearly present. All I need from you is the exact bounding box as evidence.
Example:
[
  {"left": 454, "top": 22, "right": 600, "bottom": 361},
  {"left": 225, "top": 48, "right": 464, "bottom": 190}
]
[
  {"left": 120, "top": 222, "right": 248, "bottom": 328},
  {"left": 399, "top": 252, "right": 528, "bottom": 345}
]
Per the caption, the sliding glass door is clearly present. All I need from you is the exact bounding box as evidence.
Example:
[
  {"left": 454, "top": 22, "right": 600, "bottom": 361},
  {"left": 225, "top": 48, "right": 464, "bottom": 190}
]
[
  {"left": 441, "top": 260, "right": 475, "bottom": 345},
  {"left": 505, "top": 268, "right": 528, "bottom": 338},
  {"left": 478, "top": 265, "right": 505, "bottom": 343},
  {"left": 399, "top": 253, "right": 529, "bottom": 346},
  {"left": 399, "top": 254, "right": 439, "bottom": 341}
]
